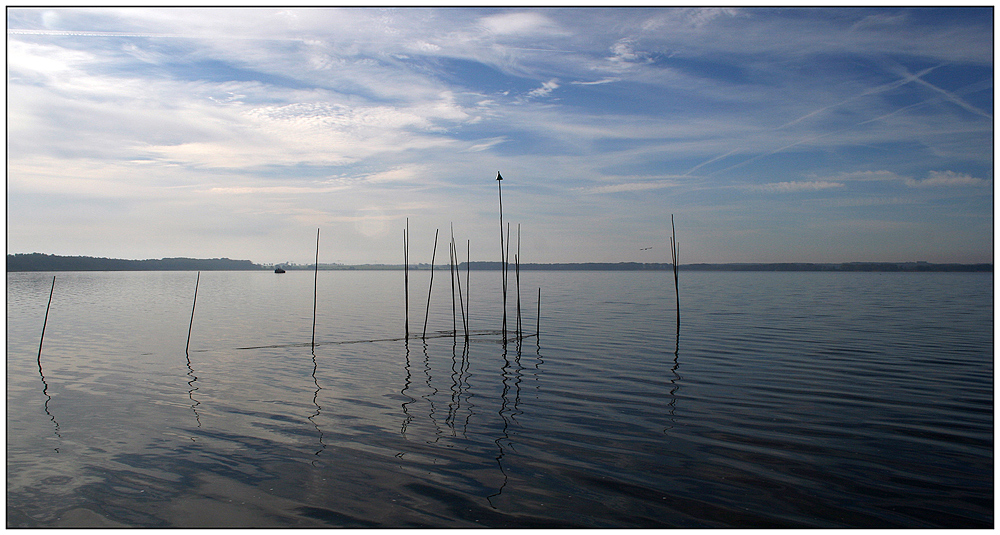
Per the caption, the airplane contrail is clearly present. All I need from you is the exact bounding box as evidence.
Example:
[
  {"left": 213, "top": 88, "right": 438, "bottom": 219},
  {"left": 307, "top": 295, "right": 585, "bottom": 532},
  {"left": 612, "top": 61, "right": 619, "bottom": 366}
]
[{"left": 685, "top": 64, "right": 982, "bottom": 178}]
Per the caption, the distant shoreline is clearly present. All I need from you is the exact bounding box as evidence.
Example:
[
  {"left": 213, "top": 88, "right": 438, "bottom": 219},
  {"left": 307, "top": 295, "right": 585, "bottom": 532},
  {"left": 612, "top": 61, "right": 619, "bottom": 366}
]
[{"left": 6, "top": 253, "right": 992, "bottom": 272}]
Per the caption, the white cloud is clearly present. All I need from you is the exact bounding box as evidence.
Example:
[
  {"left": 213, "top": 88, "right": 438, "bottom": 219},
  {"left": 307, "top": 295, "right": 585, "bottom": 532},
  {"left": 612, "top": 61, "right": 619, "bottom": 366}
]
[
  {"left": 478, "top": 11, "right": 561, "bottom": 36},
  {"left": 526, "top": 79, "right": 560, "bottom": 99},
  {"left": 570, "top": 78, "right": 620, "bottom": 86},
  {"left": 580, "top": 180, "right": 677, "bottom": 194},
  {"left": 465, "top": 137, "right": 508, "bottom": 152},
  {"left": 905, "top": 171, "right": 991, "bottom": 188},
  {"left": 755, "top": 181, "right": 845, "bottom": 193},
  {"left": 5, "top": 7, "right": 993, "bottom": 264},
  {"left": 608, "top": 39, "right": 647, "bottom": 65}
]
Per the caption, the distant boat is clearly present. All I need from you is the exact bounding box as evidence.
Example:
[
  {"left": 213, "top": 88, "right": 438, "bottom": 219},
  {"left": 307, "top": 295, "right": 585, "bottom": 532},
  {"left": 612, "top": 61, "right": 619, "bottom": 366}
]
[{"left": 274, "top": 267, "right": 286, "bottom": 273}]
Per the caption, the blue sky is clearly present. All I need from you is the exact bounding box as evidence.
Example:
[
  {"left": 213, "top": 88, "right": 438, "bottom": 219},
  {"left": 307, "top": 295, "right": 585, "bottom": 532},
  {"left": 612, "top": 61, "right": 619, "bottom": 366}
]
[{"left": 6, "top": 7, "right": 993, "bottom": 264}]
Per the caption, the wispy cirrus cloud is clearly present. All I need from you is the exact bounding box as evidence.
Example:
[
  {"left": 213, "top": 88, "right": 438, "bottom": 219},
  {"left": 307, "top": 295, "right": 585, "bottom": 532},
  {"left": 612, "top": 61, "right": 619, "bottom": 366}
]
[
  {"left": 753, "top": 181, "right": 845, "bottom": 193},
  {"left": 5, "top": 7, "right": 993, "bottom": 264},
  {"left": 904, "top": 170, "right": 991, "bottom": 188}
]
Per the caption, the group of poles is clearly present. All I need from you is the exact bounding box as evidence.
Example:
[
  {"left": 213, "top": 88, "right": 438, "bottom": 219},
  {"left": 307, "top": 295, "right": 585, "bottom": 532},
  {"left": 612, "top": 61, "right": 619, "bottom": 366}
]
[
  {"left": 402, "top": 171, "right": 540, "bottom": 345},
  {"left": 46, "top": 172, "right": 676, "bottom": 359},
  {"left": 403, "top": 220, "right": 477, "bottom": 341}
]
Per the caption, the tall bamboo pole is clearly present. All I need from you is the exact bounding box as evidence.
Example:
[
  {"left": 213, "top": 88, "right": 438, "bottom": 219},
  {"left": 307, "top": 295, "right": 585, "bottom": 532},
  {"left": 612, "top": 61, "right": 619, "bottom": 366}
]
[
  {"left": 516, "top": 224, "right": 522, "bottom": 338},
  {"left": 497, "top": 171, "right": 507, "bottom": 340},
  {"left": 671, "top": 215, "right": 680, "bottom": 329},
  {"left": 185, "top": 272, "right": 200, "bottom": 355},
  {"left": 422, "top": 229, "right": 439, "bottom": 339},
  {"left": 453, "top": 234, "right": 468, "bottom": 339},
  {"left": 466, "top": 239, "right": 471, "bottom": 336},
  {"left": 404, "top": 220, "right": 409, "bottom": 339},
  {"left": 450, "top": 224, "right": 457, "bottom": 335},
  {"left": 312, "top": 228, "right": 320, "bottom": 348},
  {"left": 505, "top": 221, "right": 511, "bottom": 342},
  {"left": 536, "top": 287, "right": 541, "bottom": 338},
  {"left": 38, "top": 276, "right": 56, "bottom": 359}
]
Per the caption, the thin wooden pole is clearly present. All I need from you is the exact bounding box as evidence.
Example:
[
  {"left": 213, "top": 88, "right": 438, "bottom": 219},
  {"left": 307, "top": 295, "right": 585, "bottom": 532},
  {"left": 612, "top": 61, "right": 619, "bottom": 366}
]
[
  {"left": 422, "top": 229, "right": 439, "bottom": 339},
  {"left": 37, "top": 275, "right": 56, "bottom": 359},
  {"left": 450, "top": 224, "right": 457, "bottom": 336},
  {"left": 505, "top": 221, "right": 511, "bottom": 341},
  {"left": 536, "top": 287, "right": 541, "bottom": 338},
  {"left": 671, "top": 215, "right": 680, "bottom": 329},
  {"left": 312, "top": 228, "right": 320, "bottom": 348},
  {"left": 497, "top": 172, "right": 507, "bottom": 341},
  {"left": 516, "top": 224, "right": 522, "bottom": 338},
  {"left": 466, "top": 239, "right": 471, "bottom": 336},
  {"left": 404, "top": 222, "right": 409, "bottom": 339},
  {"left": 453, "top": 235, "right": 468, "bottom": 339},
  {"left": 185, "top": 272, "right": 200, "bottom": 355}
]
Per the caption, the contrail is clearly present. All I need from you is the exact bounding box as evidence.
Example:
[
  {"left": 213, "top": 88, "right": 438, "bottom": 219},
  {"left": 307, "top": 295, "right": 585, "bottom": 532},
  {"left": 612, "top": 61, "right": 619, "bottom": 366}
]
[
  {"left": 899, "top": 70, "right": 993, "bottom": 120},
  {"left": 686, "top": 64, "right": 971, "bottom": 177},
  {"left": 776, "top": 65, "right": 942, "bottom": 130}
]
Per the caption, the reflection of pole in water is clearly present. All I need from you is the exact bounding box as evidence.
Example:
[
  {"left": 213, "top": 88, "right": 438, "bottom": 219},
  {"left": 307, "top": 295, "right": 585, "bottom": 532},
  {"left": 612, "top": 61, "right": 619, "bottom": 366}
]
[
  {"left": 513, "top": 341, "right": 524, "bottom": 422},
  {"left": 444, "top": 336, "right": 473, "bottom": 438},
  {"left": 308, "top": 349, "right": 326, "bottom": 464},
  {"left": 533, "top": 330, "right": 545, "bottom": 397},
  {"left": 459, "top": 337, "right": 476, "bottom": 437},
  {"left": 665, "top": 327, "right": 681, "bottom": 432},
  {"left": 487, "top": 345, "right": 513, "bottom": 508},
  {"left": 488, "top": 341, "right": 524, "bottom": 508},
  {"left": 185, "top": 352, "right": 202, "bottom": 432},
  {"left": 36, "top": 276, "right": 61, "bottom": 450},
  {"left": 446, "top": 337, "right": 467, "bottom": 436},
  {"left": 421, "top": 340, "right": 443, "bottom": 442},
  {"left": 400, "top": 339, "right": 414, "bottom": 436}
]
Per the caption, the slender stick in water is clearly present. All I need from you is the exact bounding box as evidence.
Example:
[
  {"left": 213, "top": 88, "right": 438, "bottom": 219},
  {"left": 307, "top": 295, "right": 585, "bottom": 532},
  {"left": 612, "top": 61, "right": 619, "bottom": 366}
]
[
  {"left": 536, "top": 287, "right": 541, "bottom": 338},
  {"left": 505, "top": 221, "right": 511, "bottom": 341},
  {"left": 312, "top": 228, "right": 320, "bottom": 349},
  {"left": 516, "top": 224, "right": 522, "bottom": 338},
  {"left": 37, "top": 275, "right": 56, "bottom": 359},
  {"left": 466, "top": 239, "right": 471, "bottom": 335},
  {"left": 185, "top": 272, "right": 200, "bottom": 355},
  {"left": 671, "top": 215, "right": 680, "bottom": 329},
  {"left": 453, "top": 235, "right": 468, "bottom": 339},
  {"left": 496, "top": 171, "right": 507, "bottom": 341},
  {"left": 422, "top": 229, "right": 439, "bottom": 339},
  {"left": 404, "top": 222, "right": 409, "bottom": 339},
  {"left": 450, "top": 224, "right": 457, "bottom": 336}
]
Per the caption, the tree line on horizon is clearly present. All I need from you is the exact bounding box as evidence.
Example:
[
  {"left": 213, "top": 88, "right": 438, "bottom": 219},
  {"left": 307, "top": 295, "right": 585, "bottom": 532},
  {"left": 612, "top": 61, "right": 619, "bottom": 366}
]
[
  {"left": 6, "top": 253, "right": 261, "bottom": 272},
  {"left": 5, "top": 253, "right": 991, "bottom": 272}
]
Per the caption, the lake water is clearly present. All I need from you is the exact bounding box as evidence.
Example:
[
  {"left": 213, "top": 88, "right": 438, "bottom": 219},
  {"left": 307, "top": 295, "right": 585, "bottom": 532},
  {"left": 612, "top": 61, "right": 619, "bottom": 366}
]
[{"left": 6, "top": 270, "right": 993, "bottom": 528}]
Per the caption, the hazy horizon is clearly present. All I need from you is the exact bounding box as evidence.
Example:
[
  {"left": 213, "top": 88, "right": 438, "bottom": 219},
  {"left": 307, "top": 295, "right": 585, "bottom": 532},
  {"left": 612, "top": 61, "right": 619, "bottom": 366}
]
[
  {"left": 6, "top": 251, "right": 990, "bottom": 267},
  {"left": 7, "top": 7, "right": 993, "bottom": 265}
]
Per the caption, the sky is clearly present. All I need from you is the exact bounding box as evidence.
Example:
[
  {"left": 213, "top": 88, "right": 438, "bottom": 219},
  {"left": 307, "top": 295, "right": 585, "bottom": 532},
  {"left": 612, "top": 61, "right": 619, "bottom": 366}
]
[{"left": 6, "top": 7, "right": 994, "bottom": 265}]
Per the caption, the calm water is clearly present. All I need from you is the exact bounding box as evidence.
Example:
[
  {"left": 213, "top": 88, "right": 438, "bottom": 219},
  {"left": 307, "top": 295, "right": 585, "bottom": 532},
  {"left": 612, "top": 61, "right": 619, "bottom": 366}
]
[{"left": 7, "top": 270, "right": 993, "bottom": 528}]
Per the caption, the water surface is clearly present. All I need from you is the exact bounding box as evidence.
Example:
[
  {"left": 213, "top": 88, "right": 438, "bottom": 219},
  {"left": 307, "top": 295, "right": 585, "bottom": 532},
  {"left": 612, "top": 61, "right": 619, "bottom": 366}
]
[{"left": 7, "top": 270, "right": 993, "bottom": 527}]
